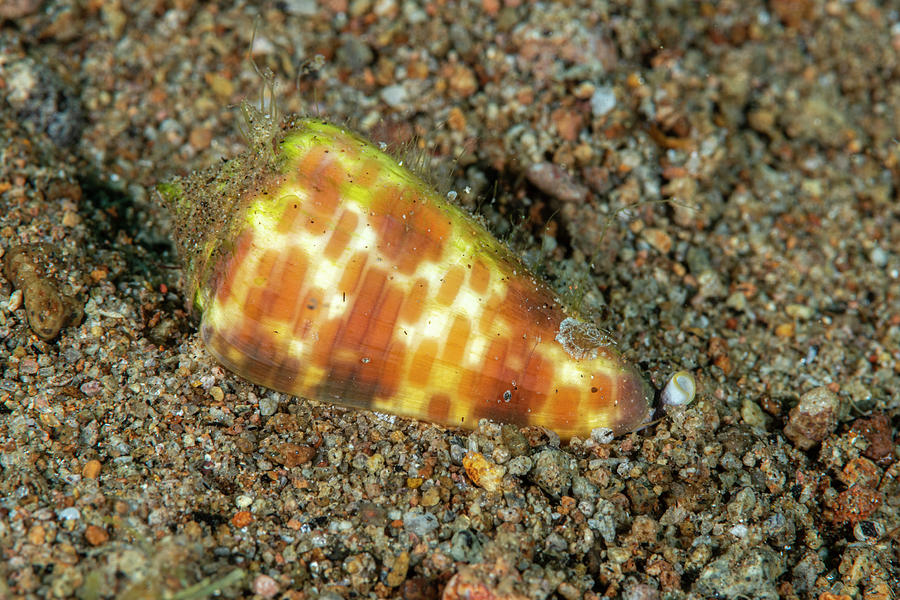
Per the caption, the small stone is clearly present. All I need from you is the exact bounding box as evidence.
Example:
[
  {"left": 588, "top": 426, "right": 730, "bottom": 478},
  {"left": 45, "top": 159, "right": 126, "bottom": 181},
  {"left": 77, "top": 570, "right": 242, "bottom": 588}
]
[
  {"left": 641, "top": 228, "right": 673, "bottom": 254},
  {"left": 259, "top": 395, "right": 278, "bottom": 416},
  {"left": 367, "top": 453, "right": 385, "bottom": 473},
  {"left": 283, "top": 0, "right": 318, "bottom": 15},
  {"left": 189, "top": 127, "right": 212, "bottom": 150},
  {"left": 748, "top": 108, "right": 777, "bottom": 136},
  {"left": 500, "top": 425, "right": 529, "bottom": 456},
  {"left": 447, "top": 106, "right": 467, "bottom": 132},
  {"left": 58, "top": 507, "right": 80, "bottom": 522},
  {"left": 573, "top": 81, "right": 595, "bottom": 99},
  {"left": 607, "top": 546, "right": 631, "bottom": 564},
  {"left": 204, "top": 73, "right": 234, "bottom": 100},
  {"left": 380, "top": 84, "right": 408, "bottom": 108},
  {"left": 7, "top": 289, "right": 23, "bottom": 312},
  {"left": 349, "top": 0, "right": 372, "bottom": 17},
  {"left": 622, "top": 583, "right": 660, "bottom": 600},
  {"left": 274, "top": 442, "right": 316, "bottom": 468},
  {"left": 209, "top": 386, "right": 224, "bottom": 402},
  {"left": 420, "top": 486, "right": 440, "bottom": 507},
  {"left": 770, "top": 0, "right": 814, "bottom": 28},
  {"left": 19, "top": 356, "right": 38, "bottom": 375},
  {"left": 850, "top": 413, "right": 893, "bottom": 461},
  {"left": 696, "top": 269, "right": 727, "bottom": 299},
  {"left": 82, "top": 459, "right": 101, "bottom": 479},
  {"left": 838, "top": 457, "right": 881, "bottom": 489},
  {"left": 853, "top": 520, "right": 885, "bottom": 542},
  {"left": 0, "top": 0, "right": 43, "bottom": 19},
  {"left": 869, "top": 246, "right": 888, "bottom": 267},
  {"left": 726, "top": 291, "right": 747, "bottom": 311},
  {"left": 61, "top": 211, "right": 81, "bottom": 227},
  {"left": 84, "top": 525, "right": 109, "bottom": 546},
  {"left": 336, "top": 36, "right": 374, "bottom": 70},
  {"left": 449, "top": 530, "right": 483, "bottom": 563},
  {"left": 385, "top": 551, "right": 409, "bottom": 587},
  {"left": 694, "top": 544, "right": 785, "bottom": 600},
  {"left": 403, "top": 509, "right": 438, "bottom": 536},
  {"left": 551, "top": 107, "right": 583, "bottom": 142},
  {"left": 28, "top": 524, "right": 45, "bottom": 545},
  {"left": 741, "top": 399, "right": 768, "bottom": 429},
  {"left": 231, "top": 510, "right": 253, "bottom": 528},
  {"left": 525, "top": 162, "right": 588, "bottom": 203},
  {"left": 505, "top": 455, "right": 532, "bottom": 476},
  {"left": 785, "top": 303, "right": 814, "bottom": 320},
  {"left": 448, "top": 64, "right": 478, "bottom": 97},
  {"left": 530, "top": 448, "right": 576, "bottom": 498},
  {"left": 830, "top": 485, "right": 882, "bottom": 525},
  {"left": 573, "top": 143, "right": 593, "bottom": 164},
  {"left": 783, "top": 386, "right": 840, "bottom": 450},
  {"left": 591, "top": 84, "right": 617, "bottom": 117},
  {"left": 252, "top": 574, "right": 279, "bottom": 598},
  {"left": 441, "top": 562, "right": 529, "bottom": 600},
  {"left": 80, "top": 380, "right": 103, "bottom": 397},
  {"left": 463, "top": 452, "right": 505, "bottom": 492},
  {"left": 775, "top": 322, "right": 795, "bottom": 338}
]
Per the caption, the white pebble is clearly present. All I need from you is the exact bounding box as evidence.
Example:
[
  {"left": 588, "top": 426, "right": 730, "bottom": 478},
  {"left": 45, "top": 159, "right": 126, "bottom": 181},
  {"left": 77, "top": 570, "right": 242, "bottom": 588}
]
[
  {"left": 590, "top": 85, "right": 616, "bottom": 117},
  {"left": 590, "top": 427, "right": 615, "bottom": 444},
  {"left": 58, "top": 507, "right": 80, "bottom": 521},
  {"left": 380, "top": 84, "right": 408, "bottom": 108}
]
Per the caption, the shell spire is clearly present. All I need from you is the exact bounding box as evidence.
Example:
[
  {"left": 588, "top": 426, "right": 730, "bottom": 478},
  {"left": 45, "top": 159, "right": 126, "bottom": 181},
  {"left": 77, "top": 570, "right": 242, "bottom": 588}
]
[{"left": 160, "top": 117, "right": 654, "bottom": 440}]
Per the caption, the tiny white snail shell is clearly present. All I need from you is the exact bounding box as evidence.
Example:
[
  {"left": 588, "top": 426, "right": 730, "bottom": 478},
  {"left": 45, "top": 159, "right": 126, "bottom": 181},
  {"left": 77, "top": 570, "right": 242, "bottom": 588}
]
[{"left": 660, "top": 370, "right": 696, "bottom": 410}]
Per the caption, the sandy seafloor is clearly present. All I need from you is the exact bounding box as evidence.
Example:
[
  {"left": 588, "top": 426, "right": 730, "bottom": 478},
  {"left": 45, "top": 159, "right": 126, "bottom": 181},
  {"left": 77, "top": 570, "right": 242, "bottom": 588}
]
[{"left": 1, "top": 0, "right": 899, "bottom": 598}]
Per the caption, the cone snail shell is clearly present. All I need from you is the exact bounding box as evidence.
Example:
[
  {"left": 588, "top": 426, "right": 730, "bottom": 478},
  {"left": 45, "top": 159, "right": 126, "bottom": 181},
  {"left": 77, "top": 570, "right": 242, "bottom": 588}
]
[{"left": 159, "top": 117, "right": 655, "bottom": 440}]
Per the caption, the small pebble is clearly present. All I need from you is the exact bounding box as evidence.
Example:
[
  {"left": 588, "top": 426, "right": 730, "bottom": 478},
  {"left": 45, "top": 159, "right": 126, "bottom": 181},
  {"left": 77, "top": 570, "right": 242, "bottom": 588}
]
[
  {"left": 28, "top": 524, "right": 46, "bottom": 545},
  {"left": 385, "top": 551, "right": 410, "bottom": 587},
  {"left": 641, "top": 228, "right": 673, "bottom": 254},
  {"left": 380, "top": 84, "right": 408, "bottom": 108},
  {"left": 462, "top": 452, "right": 505, "bottom": 492},
  {"left": 84, "top": 525, "right": 109, "bottom": 546},
  {"left": 526, "top": 162, "right": 588, "bottom": 203},
  {"left": 82, "top": 459, "right": 101, "bottom": 479},
  {"left": 590, "top": 84, "right": 617, "bottom": 117},
  {"left": 252, "top": 574, "right": 280, "bottom": 599},
  {"left": 231, "top": 511, "right": 253, "bottom": 528},
  {"left": 7, "top": 289, "right": 23, "bottom": 312},
  {"left": 0, "top": 0, "right": 43, "bottom": 19},
  {"left": 783, "top": 386, "right": 840, "bottom": 450},
  {"left": 403, "top": 509, "right": 439, "bottom": 536},
  {"left": 58, "top": 507, "right": 80, "bottom": 522},
  {"left": 785, "top": 303, "right": 814, "bottom": 320},
  {"left": 530, "top": 449, "right": 576, "bottom": 498},
  {"left": 259, "top": 395, "right": 278, "bottom": 416}
]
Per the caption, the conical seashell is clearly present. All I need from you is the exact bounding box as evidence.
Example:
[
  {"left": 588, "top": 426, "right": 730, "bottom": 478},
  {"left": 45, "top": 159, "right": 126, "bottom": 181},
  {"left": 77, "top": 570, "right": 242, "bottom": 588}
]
[{"left": 159, "top": 117, "right": 653, "bottom": 439}]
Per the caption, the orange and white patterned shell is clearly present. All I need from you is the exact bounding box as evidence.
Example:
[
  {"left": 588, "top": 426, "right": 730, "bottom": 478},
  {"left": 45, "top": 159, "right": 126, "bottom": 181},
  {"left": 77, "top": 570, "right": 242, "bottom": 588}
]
[{"left": 160, "top": 118, "right": 653, "bottom": 440}]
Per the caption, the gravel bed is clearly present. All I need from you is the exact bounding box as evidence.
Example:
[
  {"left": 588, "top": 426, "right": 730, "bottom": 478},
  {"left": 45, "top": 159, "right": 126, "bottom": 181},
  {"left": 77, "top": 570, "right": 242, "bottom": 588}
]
[{"left": 1, "top": 1, "right": 898, "bottom": 599}]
